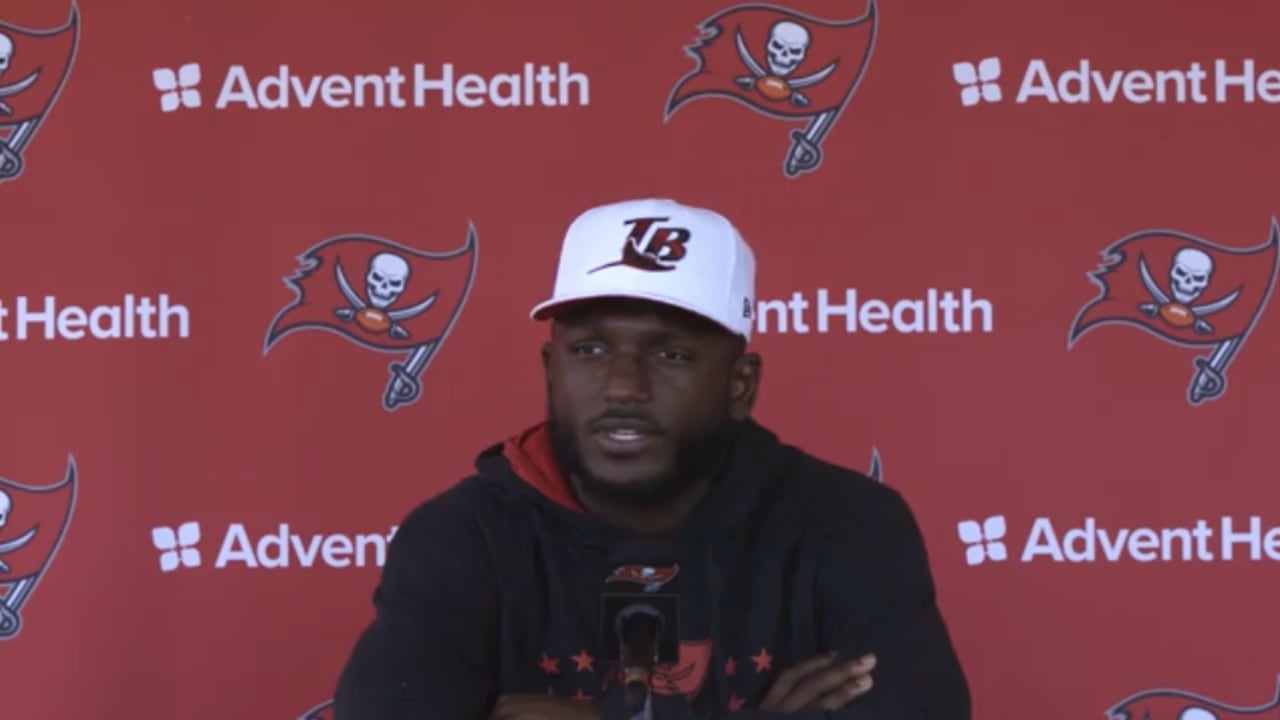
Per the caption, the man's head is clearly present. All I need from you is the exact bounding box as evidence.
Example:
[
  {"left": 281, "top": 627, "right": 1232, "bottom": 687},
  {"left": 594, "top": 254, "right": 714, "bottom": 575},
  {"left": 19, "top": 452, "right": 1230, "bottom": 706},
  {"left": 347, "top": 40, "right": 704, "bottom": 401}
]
[{"left": 530, "top": 199, "right": 762, "bottom": 510}]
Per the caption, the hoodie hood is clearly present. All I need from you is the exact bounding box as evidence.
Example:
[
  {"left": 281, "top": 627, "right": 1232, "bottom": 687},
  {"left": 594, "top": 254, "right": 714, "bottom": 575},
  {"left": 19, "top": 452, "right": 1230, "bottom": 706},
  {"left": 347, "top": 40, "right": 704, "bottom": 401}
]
[{"left": 477, "top": 417, "right": 783, "bottom": 545}]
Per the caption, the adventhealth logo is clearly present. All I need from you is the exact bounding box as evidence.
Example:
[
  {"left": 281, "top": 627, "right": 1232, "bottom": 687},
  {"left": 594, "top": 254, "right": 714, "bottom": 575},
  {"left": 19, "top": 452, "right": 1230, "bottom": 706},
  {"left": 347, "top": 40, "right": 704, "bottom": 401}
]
[
  {"left": 958, "top": 514, "right": 1280, "bottom": 565},
  {"left": 153, "top": 64, "right": 202, "bottom": 112},
  {"left": 956, "top": 515, "right": 1007, "bottom": 564},
  {"left": 150, "top": 521, "right": 397, "bottom": 571},
  {"left": 952, "top": 56, "right": 1280, "bottom": 105},
  {"left": 151, "top": 59, "right": 589, "bottom": 111},
  {"left": 952, "top": 58, "right": 1002, "bottom": 106},
  {"left": 152, "top": 522, "right": 202, "bottom": 571}
]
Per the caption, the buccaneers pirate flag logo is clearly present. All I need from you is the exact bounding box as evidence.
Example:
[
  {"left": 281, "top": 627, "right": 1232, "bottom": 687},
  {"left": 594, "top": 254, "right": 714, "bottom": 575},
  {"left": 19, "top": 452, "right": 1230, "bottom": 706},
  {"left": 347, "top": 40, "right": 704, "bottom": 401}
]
[
  {"left": 0, "top": 456, "right": 77, "bottom": 641},
  {"left": 1106, "top": 678, "right": 1280, "bottom": 719},
  {"left": 1068, "top": 220, "right": 1280, "bottom": 406},
  {"left": 264, "top": 225, "right": 478, "bottom": 412},
  {"left": 0, "top": 5, "right": 79, "bottom": 186},
  {"left": 664, "top": 1, "right": 877, "bottom": 178}
]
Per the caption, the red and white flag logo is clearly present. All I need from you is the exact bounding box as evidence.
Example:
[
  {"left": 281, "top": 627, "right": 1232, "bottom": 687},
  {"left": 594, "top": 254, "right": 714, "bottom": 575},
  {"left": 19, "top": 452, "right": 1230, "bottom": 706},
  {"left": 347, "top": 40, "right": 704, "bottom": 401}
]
[
  {"left": 664, "top": 1, "right": 876, "bottom": 178},
  {"left": 1068, "top": 220, "right": 1280, "bottom": 405}
]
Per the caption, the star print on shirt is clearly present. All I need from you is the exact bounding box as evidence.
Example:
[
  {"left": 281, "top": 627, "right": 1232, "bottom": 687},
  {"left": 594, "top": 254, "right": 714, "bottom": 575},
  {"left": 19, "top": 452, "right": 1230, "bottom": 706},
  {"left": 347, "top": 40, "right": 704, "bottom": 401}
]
[
  {"left": 571, "top": 650, "right": 595, "bottom": 672},
  {"left": 538, "top": 653, "right": 560, "bottom": 675},
  {"left": 750, "top": 648, "right": 773, "bottom": 673},
  {"left": 720, "top": 647, "right": 777, "bottom": 711}
]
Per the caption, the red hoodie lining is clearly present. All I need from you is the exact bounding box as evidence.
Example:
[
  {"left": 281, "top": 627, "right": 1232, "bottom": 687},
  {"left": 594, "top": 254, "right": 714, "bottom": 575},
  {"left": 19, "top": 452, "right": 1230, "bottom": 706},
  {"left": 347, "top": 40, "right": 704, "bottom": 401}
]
[{"left": 501, "top": 423, "right": 585, "bottom": 514}]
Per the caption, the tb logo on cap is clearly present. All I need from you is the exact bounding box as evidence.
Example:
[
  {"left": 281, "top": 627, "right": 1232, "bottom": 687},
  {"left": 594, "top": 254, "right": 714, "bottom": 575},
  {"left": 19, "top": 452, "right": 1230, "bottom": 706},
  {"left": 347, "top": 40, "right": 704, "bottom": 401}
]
[{"left": 588, "top": 217, "right": 691, "bottom": 274}]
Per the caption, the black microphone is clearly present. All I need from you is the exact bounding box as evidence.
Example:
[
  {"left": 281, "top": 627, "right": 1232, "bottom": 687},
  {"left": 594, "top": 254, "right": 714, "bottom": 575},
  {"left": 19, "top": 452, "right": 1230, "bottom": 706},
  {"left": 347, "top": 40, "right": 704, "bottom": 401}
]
[{"left": 600, "top": 539, "right": 683, "bottom": 720}]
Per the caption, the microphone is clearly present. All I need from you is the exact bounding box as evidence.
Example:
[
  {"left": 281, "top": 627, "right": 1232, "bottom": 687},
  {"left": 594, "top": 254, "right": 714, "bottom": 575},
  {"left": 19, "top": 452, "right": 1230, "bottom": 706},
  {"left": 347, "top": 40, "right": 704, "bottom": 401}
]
[{"left": 600, "top": 539, "right": 683, "bottom": 720}]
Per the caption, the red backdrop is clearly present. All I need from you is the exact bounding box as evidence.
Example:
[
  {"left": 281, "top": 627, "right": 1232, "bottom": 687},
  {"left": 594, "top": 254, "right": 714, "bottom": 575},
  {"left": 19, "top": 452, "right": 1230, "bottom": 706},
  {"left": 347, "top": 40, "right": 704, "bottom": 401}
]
[{"left": 3, "top": 0, "right": 1279, "bottom": 718}]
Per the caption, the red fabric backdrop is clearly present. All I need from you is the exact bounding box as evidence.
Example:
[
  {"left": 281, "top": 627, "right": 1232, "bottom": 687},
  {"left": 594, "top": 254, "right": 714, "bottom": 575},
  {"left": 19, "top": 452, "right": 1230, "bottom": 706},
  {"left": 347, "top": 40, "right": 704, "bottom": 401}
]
[{"left": 2, "top": 0, "right": 1279, "bottom": 717}]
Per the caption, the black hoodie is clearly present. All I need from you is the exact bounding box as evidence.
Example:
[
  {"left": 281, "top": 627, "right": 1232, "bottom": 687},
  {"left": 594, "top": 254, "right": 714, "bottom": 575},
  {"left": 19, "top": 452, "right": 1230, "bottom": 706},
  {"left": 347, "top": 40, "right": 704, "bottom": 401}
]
[{"left": 333, "top": 419, "right": 971, "bottom": 719}]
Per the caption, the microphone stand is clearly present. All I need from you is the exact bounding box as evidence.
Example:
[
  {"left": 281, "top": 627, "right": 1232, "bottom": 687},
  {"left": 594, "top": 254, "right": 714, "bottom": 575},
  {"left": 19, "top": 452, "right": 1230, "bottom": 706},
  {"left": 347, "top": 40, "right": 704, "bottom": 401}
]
[
  {"left": 620, "top": 663, "right": 654, "bottom": 720},
  {"left": 615, "top": 603, "right": 661, "bottom": 720}
]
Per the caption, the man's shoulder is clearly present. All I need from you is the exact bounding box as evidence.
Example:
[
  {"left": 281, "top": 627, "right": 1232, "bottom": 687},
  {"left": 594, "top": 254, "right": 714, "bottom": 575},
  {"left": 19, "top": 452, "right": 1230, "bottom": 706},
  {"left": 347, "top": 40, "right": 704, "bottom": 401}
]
[
  {"left": 779, "top": 442, "right": 899, "bottom": 503},
  {"left": 772, "top": 441, "right": 917, "bottom": 529},
  {"left": 392, "top": 473, "right": 509, "bottom": 539}
]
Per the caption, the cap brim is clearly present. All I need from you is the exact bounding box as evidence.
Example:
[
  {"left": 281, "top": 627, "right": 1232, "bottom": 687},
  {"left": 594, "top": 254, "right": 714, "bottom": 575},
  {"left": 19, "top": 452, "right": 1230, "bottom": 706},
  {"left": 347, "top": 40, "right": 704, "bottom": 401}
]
[{"left": 529, "top": 290, "right": 740, "bottom": 337}]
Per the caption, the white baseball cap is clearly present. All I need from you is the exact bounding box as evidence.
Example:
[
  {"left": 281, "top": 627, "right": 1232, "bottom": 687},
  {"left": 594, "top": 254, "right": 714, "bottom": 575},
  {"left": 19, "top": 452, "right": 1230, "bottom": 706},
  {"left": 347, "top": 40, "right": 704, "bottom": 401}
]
[{"left": 530, "top": 198, "right": 757, "bottom": 340}]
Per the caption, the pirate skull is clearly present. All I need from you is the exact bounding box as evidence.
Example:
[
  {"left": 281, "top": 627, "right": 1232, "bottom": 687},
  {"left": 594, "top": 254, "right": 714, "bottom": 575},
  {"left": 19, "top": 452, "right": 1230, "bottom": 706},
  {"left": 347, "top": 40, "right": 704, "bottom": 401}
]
[
  {"left": 0, "top": 489, "right": 10, "bottom": 529},
  {"left": 1170, "top": 247, "right": 1212, "bottom": 304},
  {"left": 365, "top": 252, "right": 410, "bottom": 309},
  {"left": 0, "top": 32, "right": 13, "bottom": 76},
  {"left": 766, "top": 21, "right": 809, "bottom": 77}
]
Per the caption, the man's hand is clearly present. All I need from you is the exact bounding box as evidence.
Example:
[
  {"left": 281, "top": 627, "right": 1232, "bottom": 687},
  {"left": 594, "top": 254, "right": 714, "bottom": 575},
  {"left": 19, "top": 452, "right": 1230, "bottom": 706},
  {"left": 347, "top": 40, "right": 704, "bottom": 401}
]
[
  {"left": 758, "top": 652, "right": 877, "bottom": 713},
  {"left": 489, "top": 694, "right": 600, "bottom": 720}
]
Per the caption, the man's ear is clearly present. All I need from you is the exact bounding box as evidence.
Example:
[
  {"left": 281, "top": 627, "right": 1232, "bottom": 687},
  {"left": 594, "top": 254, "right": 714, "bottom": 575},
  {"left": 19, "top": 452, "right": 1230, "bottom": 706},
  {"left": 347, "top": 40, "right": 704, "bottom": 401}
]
[{"left": 729, "top": 351, "right": 762, "bottom": 420}]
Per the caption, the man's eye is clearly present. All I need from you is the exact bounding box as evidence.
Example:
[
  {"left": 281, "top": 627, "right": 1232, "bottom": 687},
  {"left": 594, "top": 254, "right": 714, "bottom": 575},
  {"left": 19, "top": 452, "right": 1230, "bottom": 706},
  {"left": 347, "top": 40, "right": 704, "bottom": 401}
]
[
  {"left": 571, "top": 343, "right": 606, "bottom": 356},
  {"left": 657, "top": 349, "right": 691, "bottom": 362}
]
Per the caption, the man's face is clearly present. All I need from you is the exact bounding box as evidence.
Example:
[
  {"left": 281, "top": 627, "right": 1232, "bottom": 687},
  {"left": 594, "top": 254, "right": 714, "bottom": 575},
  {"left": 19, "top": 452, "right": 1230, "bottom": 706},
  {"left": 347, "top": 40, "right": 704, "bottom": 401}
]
[{"left": 543, "top": 298, "right": 760, "bottom": 509}]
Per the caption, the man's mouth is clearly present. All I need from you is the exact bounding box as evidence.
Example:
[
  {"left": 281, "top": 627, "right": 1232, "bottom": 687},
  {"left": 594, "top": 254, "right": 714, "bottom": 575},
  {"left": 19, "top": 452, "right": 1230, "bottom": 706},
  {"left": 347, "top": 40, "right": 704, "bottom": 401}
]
[
  {"left": 606, "top": 428, "right": 644, "bottom": 442},
  {"left": 591, "top": 419, "right": 659, "bottom": 454}
]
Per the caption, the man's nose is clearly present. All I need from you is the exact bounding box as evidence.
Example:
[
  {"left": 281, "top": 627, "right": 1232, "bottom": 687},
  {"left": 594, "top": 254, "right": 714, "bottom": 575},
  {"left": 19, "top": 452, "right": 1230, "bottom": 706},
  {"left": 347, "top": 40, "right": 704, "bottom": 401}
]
[{"left": 602, "top": 354, "right": 652, "bottom": 404}]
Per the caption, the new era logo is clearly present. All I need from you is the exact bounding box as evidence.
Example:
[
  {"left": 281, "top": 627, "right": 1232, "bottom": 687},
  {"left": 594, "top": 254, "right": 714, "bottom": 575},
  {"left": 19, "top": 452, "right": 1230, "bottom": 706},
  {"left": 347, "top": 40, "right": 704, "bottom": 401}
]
[
  {"left": 152, "top": 521, "right": 202, "bottom": 571},
  {"left": 153, "top": 63, "right": 202, "bottom": 112},
  {"left": 957, "top": 515, "right": 1007, "bottom": 565},
  {"left": 952, "top": 58, "right": 1002, "bottom": 106}
]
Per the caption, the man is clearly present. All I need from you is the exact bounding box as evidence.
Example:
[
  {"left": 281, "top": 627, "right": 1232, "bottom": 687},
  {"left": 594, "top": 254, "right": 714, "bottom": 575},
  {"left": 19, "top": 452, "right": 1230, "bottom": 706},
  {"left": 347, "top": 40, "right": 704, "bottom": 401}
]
[{"left": 333, "top": 198, "right": 971, "bottom": 719}]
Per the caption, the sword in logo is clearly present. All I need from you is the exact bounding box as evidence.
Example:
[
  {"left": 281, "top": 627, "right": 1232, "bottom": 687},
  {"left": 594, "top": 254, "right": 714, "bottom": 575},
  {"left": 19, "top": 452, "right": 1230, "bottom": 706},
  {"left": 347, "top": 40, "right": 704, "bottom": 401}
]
[
  {"left": 383, "top": 341, "right": 439, "bottom": 411},
  {"left": 784, "top": 110, "right": 840, "bottom": 178},
  {"left": 0, "top": 71, "right": 39, "bottom": 181},
  {"left": 1186, "top": 336, "right": 1240, "bottom": 405}
]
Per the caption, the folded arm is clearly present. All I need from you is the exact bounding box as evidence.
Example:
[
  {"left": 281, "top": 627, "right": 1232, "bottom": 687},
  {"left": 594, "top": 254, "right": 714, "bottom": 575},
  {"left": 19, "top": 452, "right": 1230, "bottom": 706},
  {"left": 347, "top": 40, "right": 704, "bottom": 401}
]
[
  {"left": 663, "top": 483, "right": 971, "bottom": 720},
  {"left": 798, "top": 482, "right": 971, "bottom": 719},
  {"left": 333, "top": 484, "right": 500, "bottom": 720}
]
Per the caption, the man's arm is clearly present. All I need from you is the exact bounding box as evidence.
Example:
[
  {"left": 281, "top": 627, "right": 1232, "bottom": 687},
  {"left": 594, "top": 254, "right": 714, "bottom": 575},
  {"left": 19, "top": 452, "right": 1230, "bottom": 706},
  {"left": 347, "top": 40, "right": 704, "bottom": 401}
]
[
  {"left": 333, "top": 483, "right": 500, "bottom": 720},
  {"left": 804, "top": 481, "right": 972, "bottom": 719}
]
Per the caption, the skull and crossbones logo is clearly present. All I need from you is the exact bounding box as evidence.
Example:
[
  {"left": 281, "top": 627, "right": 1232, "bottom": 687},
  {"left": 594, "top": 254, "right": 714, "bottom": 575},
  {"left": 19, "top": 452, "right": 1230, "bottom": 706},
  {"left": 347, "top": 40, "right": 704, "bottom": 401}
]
[
  {"left": 732, "top": 21, "right": 837, "bottom": 106},
  {"left": 333, "top": 252, "right": 437, "bottom": 339},
  {"left": 1136, "top": 247, "right": 1240, "bottom": 334},
  {"left": 0, "top": 32, "right": 40, "bottom": 117},
  {"left": 0, "top": 489, "right": 38, "bottom": 574}
]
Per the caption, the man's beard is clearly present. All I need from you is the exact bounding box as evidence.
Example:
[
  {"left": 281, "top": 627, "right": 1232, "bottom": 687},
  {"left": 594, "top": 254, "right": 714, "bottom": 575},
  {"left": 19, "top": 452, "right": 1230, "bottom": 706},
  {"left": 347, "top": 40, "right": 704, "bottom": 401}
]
[{"left": 547, "top": 408, "right": 739, "bottom": 511}]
